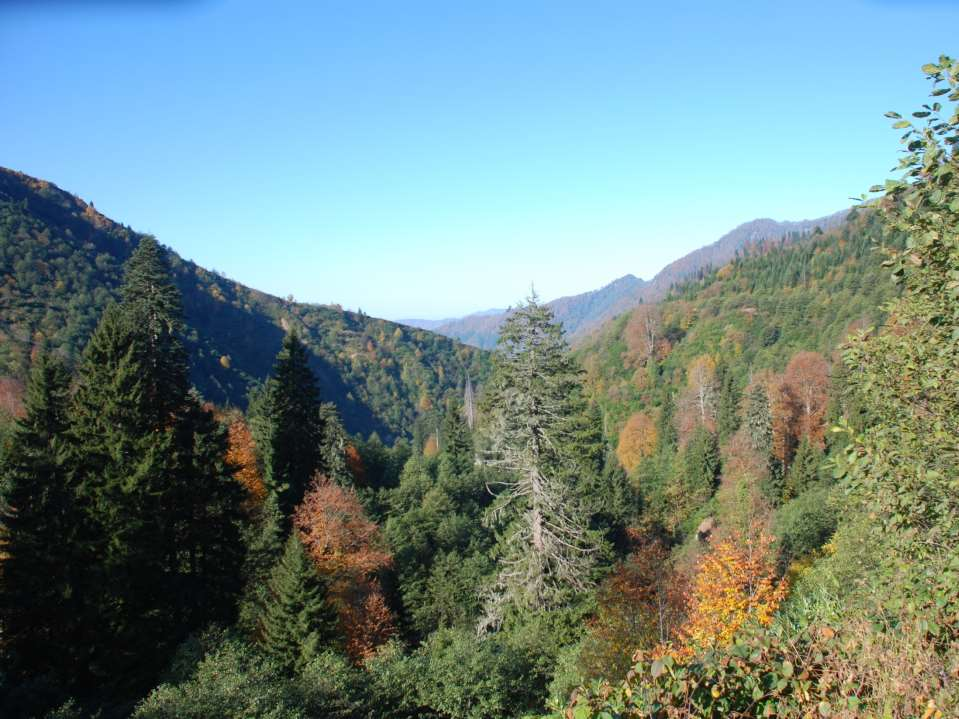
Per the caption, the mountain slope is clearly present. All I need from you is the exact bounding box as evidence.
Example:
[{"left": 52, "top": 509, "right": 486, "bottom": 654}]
[
  {"left": 575, "top": 208, "right": 900, "bottom": 433},
  {"left": 0, "top": 168, "right": 489, "bottom": 440},
  {"left": 417, "top": 212, "right": 847, "bottom": 350}
]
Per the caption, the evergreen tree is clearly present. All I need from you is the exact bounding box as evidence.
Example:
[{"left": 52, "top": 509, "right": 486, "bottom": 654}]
[
  {"left": 119, "top": 236, "right": 189, "bottom": 424},
  {"left": 744, "top": 383, "right": 772, "bottom": 455},
  {"left": 238, "top": 490, "right": 286, "bottom": 636},
  {"left": 319, "top": 402, "right": 353, "bottom": 487},
  {"left": 682, "top": 425, "right": 721, "bottom": 506},
  {"left": 783, "top": 436, "right": 822, "bottom": 501},
  {"left": 262, "top": 332, "right": 325, "bottom": 517},
  {"left": 656, "top": 391, "right": 678, "bottom": 452},
  {"left": 0, "top": 352, "right": 81, "bottom": 690},
  {"left": 440, "top": 400, "right": 474, "bottom": 478},
  {"left": 259, "top": 534, "right": 339, "bottom": 674},
  {"left": 715, "top": 362, "right": 741, "bottom": 441},
  {"left": 67, "top": 239, "right": 244, "bottom": 695},
  {"left": 479, "top": 294, "right": 598, "bottom": 629}
]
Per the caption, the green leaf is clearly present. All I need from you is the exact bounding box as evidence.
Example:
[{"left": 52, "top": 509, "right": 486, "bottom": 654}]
[
  {"left": 892, "top": 120, "right": 911, "bottom": 129},
  {"left": 651, "top": 659, "right": 665, "bottom": 678},
  {"left": 921, "top": 63, "right": 940, "bottom": 74},
  {"left": 781, "top": 660, "right": 794, "bottom": 678}
]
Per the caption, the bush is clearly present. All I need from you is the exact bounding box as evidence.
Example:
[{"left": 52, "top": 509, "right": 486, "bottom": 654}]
[{"left": 773, "top": 485, "right": 837, "bottom": 570}]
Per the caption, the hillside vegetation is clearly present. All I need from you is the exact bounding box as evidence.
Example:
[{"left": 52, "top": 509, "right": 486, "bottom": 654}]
[
  {"left": 0, "top": 56, "right": 957, "bottom": 719},
  {"left": 0, "top": 169, "right": 488, "bottom": 439}
]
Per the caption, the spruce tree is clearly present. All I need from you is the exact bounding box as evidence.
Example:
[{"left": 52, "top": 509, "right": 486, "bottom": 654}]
[
  {"left": 656, "top": 391, "right": 678, "bottom": 452},
  {"left": 439, "top": 399, "right": 474, "bottom": 479},
  {"left": 68, "top": 237, "right": 244, "bottom": 694},
  {"left": 479, "top": 294, "right": 598, "bottom": 629},
  {"left": 0, "top": 351, "right": 81, "bottom": 688},
  {"left": 259, "top": 534, "right": 339, "bottom": 674},
  {"left": 783, "top": 436, "right": 822, "bottom": 501},
  {"left": 238, "top": 490, "right": 285, "bottom": 636},
  {"left": 262, "top": 332, "right": 325, "bottom": 517},
  {"left": 319, "top": 402, "right": 353, "bottom": 487},
  {"left": 744, "top": 383, "right": 772, "bottom": 455},
  {"left": 682, "top": 425, "right": 721, "bottom": 505},
  {"left": 715, "top": 362, "right": 741, "bottom": 441}
]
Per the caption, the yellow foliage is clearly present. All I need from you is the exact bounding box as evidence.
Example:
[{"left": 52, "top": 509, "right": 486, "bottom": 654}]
[
  {"left": 674, "top": 525, "right": 787, "bottom": 656},
  {"left": 616, "top": 412, "right": 657, "bottom": 474}
]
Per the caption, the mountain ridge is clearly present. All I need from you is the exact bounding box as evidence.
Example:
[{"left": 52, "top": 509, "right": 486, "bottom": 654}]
[{"left": 410, "top": 211, "right": 848, "bottom": 350}]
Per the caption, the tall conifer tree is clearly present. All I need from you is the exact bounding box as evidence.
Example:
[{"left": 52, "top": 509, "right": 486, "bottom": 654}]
[
  {"left": 261, "top": 332, "right": 325, "bottom": 517},
  {"left": 479, "top": 294, "right": 598, "bottom": 629},
  {"left": 0, "top": 352, "right": 81, "bottom": 689}
]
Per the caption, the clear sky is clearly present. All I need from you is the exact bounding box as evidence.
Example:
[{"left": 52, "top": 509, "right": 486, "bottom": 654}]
[{"left": 2, "top": 1, "right": 957, "bottom": 320}]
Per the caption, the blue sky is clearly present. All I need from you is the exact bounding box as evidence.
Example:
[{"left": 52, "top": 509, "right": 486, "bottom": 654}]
[{"left": 2, "top": 1, "right": 957, "bottom": 319}]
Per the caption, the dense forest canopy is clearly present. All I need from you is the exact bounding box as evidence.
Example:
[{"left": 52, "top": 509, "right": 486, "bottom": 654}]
[{"left": 0, "top": 55, "right": 957, "bottom": 719}]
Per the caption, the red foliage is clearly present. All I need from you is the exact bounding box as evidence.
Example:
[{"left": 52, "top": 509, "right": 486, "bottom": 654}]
[
  {"left": 338, "top": 578, "right": 397, "bottom": 660},
  {"left": 781, "top": 351, "right": 830, "bottom": 448}
]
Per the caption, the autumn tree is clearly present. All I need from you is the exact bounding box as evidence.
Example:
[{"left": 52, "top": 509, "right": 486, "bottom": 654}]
[
  {"left": 677, "top": 525, "right": 788, "bottom": 654},
  {"left": 781, "top": 351, "right": 830, "bottom": 448},
  {"left": 577, "top": 538, "right": 686, "bottom": 682},
  {"left": 677, "top": 354, "right": 717, "bottom": 442},
  {"left": 616, "top": 412, "right": 657, "bottom": 474},
  {"left": 624, "top": 304, "right": 661, "bottom": 368},
  {"left": 223, "top": 411, "right": 266, "bottom": 506},
  {"left": 479, "top": 294, "right": 598, "bottom": 629},
  {"left": 293, "top": 475, "right": 395, "bottom": 660}
]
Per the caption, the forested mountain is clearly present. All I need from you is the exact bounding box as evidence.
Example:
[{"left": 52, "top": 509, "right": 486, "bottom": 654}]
[
  {"left": 414, "top": 212, "right": 845, "bottom": 349},
  {"left": 0, "top": 168, "right": 489, "bottom": 440},
  {"left": 1, "top": 56, "right": 957, "bottom": 719},
  {"left": 577, "top": 208, "right": 896, "bottom": 434}
]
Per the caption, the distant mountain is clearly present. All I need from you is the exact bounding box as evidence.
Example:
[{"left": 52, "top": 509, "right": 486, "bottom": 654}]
[
  {"left": 420, "top": 212, "right": 848, "bottom": 349},
  {"left": 400, "top": 308, "right": 505, "bottom": 332},
  {"left": 0, "top": 168, "right": 489, "bottom": 440}
]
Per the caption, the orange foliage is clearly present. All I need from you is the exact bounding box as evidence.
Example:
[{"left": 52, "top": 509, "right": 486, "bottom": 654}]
[
  {"left": 294, "top": 475, "right": 395, "bottom": 661},
  {"left": 422, "top": 433, "right": 439, "bottom": 457},
  {"left": 344, "top": 444, "right": 365, "bottom": 484},
  {"left": 616, "top": 412, "right": 657, "bottom": 474},
  {"left": 294, "top": 476, "right": 392, "bottom": 577},
  {"left": 224, "top": 414, "right": 266, "bottom": 505},
  {"left": 781, "top": 351, "right": 830, "bottom": 448},
  {"left": 623, "top": 305, "right": 661, "bottom": 368},
  {"left": 674, "top": 524, "right": 787, "bottom": 656},
  {"left": 338, "top": 578, "right": 397, "bottom": 660}
]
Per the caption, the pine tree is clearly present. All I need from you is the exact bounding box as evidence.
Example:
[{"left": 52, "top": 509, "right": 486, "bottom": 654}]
[
  {"left": 259, "top": 534, "right": 339, "bottom": 674},
  {"left": 0, "top": 351, "right": 81, "bottom": 687},
  {"left": 262, "top": 332, "right": 325, "bottom": 517},
  {"left": 479, "top": 294, "right": 598, "bottom": 629},
  {"left": 119, "top": 235, "right": 189, "bottom": 424}
]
